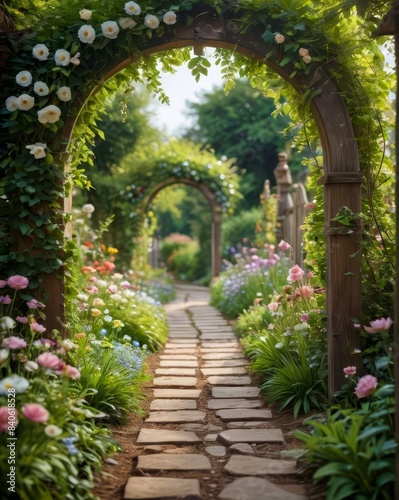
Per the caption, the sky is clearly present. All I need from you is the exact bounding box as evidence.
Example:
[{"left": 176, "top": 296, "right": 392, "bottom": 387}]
[{"left": 147, "top": 49, "right": 224, "bottom": 136}]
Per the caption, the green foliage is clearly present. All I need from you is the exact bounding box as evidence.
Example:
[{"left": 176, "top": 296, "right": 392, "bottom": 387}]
[
  {"left": 235, "top": 303, "right": 273, "bottom": 336},
  {"left": 295, "top": 385, "right": 396, "bottom": 499}
]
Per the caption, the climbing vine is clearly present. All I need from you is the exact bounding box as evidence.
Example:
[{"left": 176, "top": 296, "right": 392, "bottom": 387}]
[{"left": 0, "top": 0, "right": 395, "bottom": 320}]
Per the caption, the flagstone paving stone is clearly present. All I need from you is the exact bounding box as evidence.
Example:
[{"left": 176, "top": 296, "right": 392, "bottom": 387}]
[
  {"left": 216, "top": 409, "right": 272, "bottom": 421},
  {"left": 206, "top": 446, "right": 227, "bottom": 457},
  {"left": 202, "top": 348, "right": 241, "bottom": 353},
  {"left": 162, "top": 348, "right": 197, "bottom": 354},
  {"left": 150, "top": 399, "right": 197, "bottom": 410},
  {"left": 137, "top": 429, "right": 201, "bottom": 444},
  {"left": 229, "top": 443, "right": 255, "bottom": 455},
  {"left": 224, "top": 455, "right": 298, "bottom": 475},
  {"left": 164, "top": 343, "right": 198, "bottom": 349},
  {"left": 145, "top": 410, "right": 206, "bottom": 423},
  {"left": 218, "top": 429, "right": 285, "bottom": 444},
  {"left": 218, "top": 477, "right": 308, "bottom": 500},
  {"left": 201, "top": 343, "right": 239, "bottom": 348},
  {"left": 212, "top": 386, "right": 260, "bottom": 398},
  {"left": 124, "top": 477, "right": 201, "bottom": 499},
  {"left": 160, "top": 354, "right": 197, "bottom": 360},
  {"left": 155, "top": 368, "right": 197, "bottom": 376},
  {"left": 152, "top": 389, "right": 201, "bottom": 399},
  {"left": 201, "top": 367, "right": 248, "bottom": 376},
  {"left": 207, "top": 376, "right": 252, "bottom": 386},
  {"left": 203, "top": 359, "right": 248, "bottom": 367},
  {"left": 203, "top": 353, "right": 246, "bottom": 360},
  {"left": 137, "top": 454, "right": 212, "bottom": 471},
  {"left": 226, "top": 421, "right": 271, "bottom": 429},
  {"left": 152, "top": 376, "right": 197, "bottom": 387},
  {"left": 159, "top": 360, "right": 198, "bottom": 367},
  {"left": 208, "top": 399, "right": 262, "bottom": 410},
  {"left": 204, "top": 433, "right": 218, "bottom": 441}
]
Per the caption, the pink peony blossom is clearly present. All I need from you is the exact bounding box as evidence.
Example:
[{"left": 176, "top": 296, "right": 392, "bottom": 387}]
[
  {"left": 267, "top": 302, "right": 279, "bottom": 312},
  {"left": 85, "top": 285, "right": 98, "bottom": 294},
  {"left": 287, "top": 265, "right": 305, "bottom": 283},
  {"left": 278, "top": 240, "right": 291, "bottom": 251},
  {"left": 107, "top": 285, "right": 118, "bottom": 294},
  {"left": 2, "top": 336, "right": 27, "bottom": 349},
  {"left": 354, "top": 374, "right": 378, "bottom": 398},
  {"left": 0, "top": 295, "right": 12, "bottom": 304},
  {"left": 27, "top": 299, "right": 44, "bottom": 309},
  {"left": 299, "top": 286, "right": 313, "bottom": 298},
  {"left": 16, "top": 316, "right": 28, "bottom": 324},
  {"left": 30, "top": 322, "right": 46, "bottom": 333},
  {"left": 364, "top": 317, "right": 393, "bottom": 334},
  {"left": 0, "top": 280, "right": 7, "bottom": 288},
  {"left": 63, "top": 365, "right": 81, "bottom": 380},
  {"left": 301, "top": 313, "right": 309, "bottom": 322},
  {"left": 7, "top": 275, "right": 29, "bottom": 290},
  {"left": 343, "top": 366, "right": 357, "bottom": 376},
  {"left": 21, "top": 403, "right": 49, "bottom": 423},
  {"left": 36, "top": 352, "right": 61, "bottom": 369},
  {"left": 0, "top": 406, "right": 18, "bottom": 432}
]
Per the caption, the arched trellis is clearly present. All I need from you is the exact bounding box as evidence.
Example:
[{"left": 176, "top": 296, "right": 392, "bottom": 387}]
[
  {"left": 3, "top": 2, "right": 364, "bottom": 397},
  {"left": 144, "top": 177, "right": 223, "bottom": 279}
]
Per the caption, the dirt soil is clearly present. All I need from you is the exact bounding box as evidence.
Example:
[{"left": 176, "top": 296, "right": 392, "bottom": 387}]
[{"left": 93, "top": 350, "right": 323, "bottom": 500}]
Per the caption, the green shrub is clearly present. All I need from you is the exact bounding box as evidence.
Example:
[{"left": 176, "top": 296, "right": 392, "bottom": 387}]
[
  {"left": 222, "top": 207, "right": 265, "bottom": 260},
  {"left": 235, "top": 303, "right": 274, "bottom": 336}
]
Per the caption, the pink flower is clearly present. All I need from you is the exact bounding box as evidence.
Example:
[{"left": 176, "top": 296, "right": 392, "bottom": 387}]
[
  {"left": 16, "top": 316, "right": 28, "bottom": 324},
  {"left": 0, "top": 296, "right": 12, "bottom": 304},
  {"left": 21, "top": 403, "right": 49, "bottom": 423},
  {"left": 120, "top": 281, "right": 131, "bottom": 289},
  {"left": 36, "top": 352, "right": 61, "bottom": 369},
  {"left": 305, "top": 203, "right": 316, "bottom": 210},
  {"left": 287, "top": 265, "right": 305, "bottom": 283},
  {"left": 30, "top": 322, "right": 46, "bottom": 333},
  {"left": 307, "top": 271, "right": 314, "bottom": 279},
  {"left": 267, "top": 302, "right": 279, "bottom": 312},
  {"left": 0, "top": 406, "right": 18, "bottom": 432},
  {"left": 354, "top": 375, "right": 378, "bottom": 398},
  {"left": 2, "top": 336, "right": 27, "bottom": 349},
  {"left": 63, "top": 365, "right": 81, "bottom": 380},
  {"left": 27, "top": 299, "right": 44, "bottom": 309},
  {"left": 7, "top": 275, "right": 29, "bottom": 290},
  {"left": 85, "top": 285, "right": 98, "bottom": 294},
  {"left": 299, "top": 286, "right": 313, "bottom": 298},
  {"left": 364, "top": 317, "right": 393, "bottom": 334},
  {"left": 0, "top": 280, "right": 7, "bottom": 288},
  {"left": 343, "top": 366, "right": 357, "bottom": 376},
  {"left": 301, "top": 313, "right": 309, "bottom": 322},
  {"left": 278, "top": 240, "right": 291, "bottom": 251},
  {"left": 107, "top": 285, "right": 118, "bottom": 294}
]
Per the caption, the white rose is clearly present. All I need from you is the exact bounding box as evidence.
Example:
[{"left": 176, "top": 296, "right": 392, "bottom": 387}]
[
  {"left": 79, "top": 9, "right": 92, "bottom": 20},
  {"left": 82, "top": 203, "right": 95, "bottom": 214},
  {"left": 24, "top": 360, "right": 39, "bottom": 372},
  {"left": 119, "top": 17, "right": 137, "bottom": 29},
  {"left": 44, "top": 425, "right": 63, "bottom": 437},
  {"left": 37, "top": 104, "right": 61, "bottom": 124},
  {"left": 163, "top": 11, "right": 177, "bottom": 25},
  {"left": 32, "top": 44, "right": 49, "bottom": 61},
  {"left": 17, "top": 94, "right": 35, "bottom": 111},
  {"left": 57, "top": 86, "right": 72, "bottom": 102},
  {"left": 5, "top": 96, "right": 18, "bottom": 112},
  {"left": 124, "top": 1, "right": 141, "bottom": 15},
  {"left": 26, "top": 143, "right": 47, "bottom": 159},
  {"left": 0, "top": 348, "right": 9, "bottom": 363},
  {"left": 78, "top": 25, "right": 96, "bottom": 44},
  {"left": 302, "top": 54, "right": 312, "bottom": 64},
  {"left": 34, "top": 81, "right": 50, "bottom": 96},
  {"left": 16, "top": 71, "right": 32, "bottom": 87},
  {"left": 299, "top": 47, "right": 309, "bottom": 57},
  {"left": 144, "top": 14, "right": 160, "bottom": 29},
  {"left": 101, "top": 20, "right": 120, "bottom": 39},
  {"left": 274, "top": 33, "right": 285, "bottom": 44},
  {"left": 55, "top": 49, "right": 71, "bottom": 66}
]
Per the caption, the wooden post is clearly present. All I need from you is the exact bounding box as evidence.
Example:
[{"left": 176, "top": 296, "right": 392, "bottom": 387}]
[
  {"left": 273, "top": 152, "right": 294, "bottom": 244},
  {"left": 211, "top": 207, "right": 222, "bottom": 278}
]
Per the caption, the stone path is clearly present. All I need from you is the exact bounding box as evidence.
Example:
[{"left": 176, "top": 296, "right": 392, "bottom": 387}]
[{"left": 124, "top": 285, "right": 310, "bottom": 500}]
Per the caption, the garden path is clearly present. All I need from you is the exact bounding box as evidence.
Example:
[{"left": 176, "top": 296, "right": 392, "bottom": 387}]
[{"left": 123, "top": 284, "right": 310, "bottom": 500}]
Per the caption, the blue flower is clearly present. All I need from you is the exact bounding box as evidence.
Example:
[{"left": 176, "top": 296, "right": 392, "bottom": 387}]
[{"left": 132, "top": 340, "right": 140, "bottom": 347}]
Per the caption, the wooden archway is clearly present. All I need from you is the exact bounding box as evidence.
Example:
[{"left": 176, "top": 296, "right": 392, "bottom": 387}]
[
  {"left": 56, "top": 2, "right": 362, "bottom": 397},
  {"left": 145, "top": 177, "right": 223, "bottom": 279}
]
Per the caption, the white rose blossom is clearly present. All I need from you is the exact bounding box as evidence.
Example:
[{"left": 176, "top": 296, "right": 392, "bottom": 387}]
[
  {"left": 163, "top": 11, "right": 177, "bottom": 25},
  {"left": 34, "top": 81, "right": 50, "bottom": 96},
  {"left": 144, "top": 14, "right": 160, "bottom": 29},
  {"left": 79, "top": 9, "right": 92, "bottom": 20},
  {"left": 70, "top": 52, "right": 81, "bottom": 65},
  {"left": 82, "top": 203, "right": 95, "bottom": 214},
  {"left": 302, "top": 54, "right": 312, "bottom": 64},
  {"left": 16, "top": 71, "right": 33, "bottom": 87},
  {"left": 299, "top": 47, "right": 309, "bottom": 57},
  {"left": 44, "top": 425, "right": 63, "bottom": 437},
  {"left": 32, "top": 44, "right": 49, "bottom": 61},
  {"left": 55, "top": 49, "right": 71, "bottom": 66},
  {"left": 17, "top": 94, "right": 35, "bottom": 111},
  {"left": 57, "top": 86, "right": 72, "bottom": 102},
  {"left": 78, "top": 24, "right": 96, "bottom": 44},
  {"left": 37, "top": 104, "right": 61, "bottom": 124},
  {"left": 124, "top": 1, "right": 141, "bottom": 15},
  {"left": 5, "top": 96, "right": 18, "bottom": 112},
  {"left": 26, "top": 143, "right": 47, "bottom": 159},
  {"left": 0, "top": 349, "right": 9, "bottom": 363},
  {"left": 274, "top": 33, "right": 285, "bottom": 44},
  {"left": 119, "top": 17, "right": 137, "bottom": 29},
  {"left": 24, "top": 360, "right": 39, "bottom": 372},
  {"left": 101, "top": 20, "right": 120, "bottom": 39}
]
